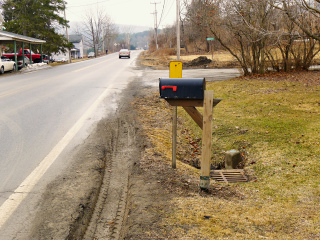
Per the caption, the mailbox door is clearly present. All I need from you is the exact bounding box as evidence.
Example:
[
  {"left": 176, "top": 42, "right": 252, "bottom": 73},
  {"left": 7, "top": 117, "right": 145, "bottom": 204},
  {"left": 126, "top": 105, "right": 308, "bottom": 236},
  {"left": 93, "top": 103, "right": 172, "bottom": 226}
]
[{"left": 159, "top": 78, "right": 205, "bottom": 99}]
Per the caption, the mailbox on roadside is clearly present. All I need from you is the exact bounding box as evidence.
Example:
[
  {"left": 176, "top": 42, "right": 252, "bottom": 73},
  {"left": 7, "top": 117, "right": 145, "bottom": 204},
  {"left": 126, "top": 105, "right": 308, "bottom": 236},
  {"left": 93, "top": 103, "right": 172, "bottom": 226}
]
[
  {"left": 159, "top": 78, "right": 206, "bottom": 100},
  {"left": 159, "top": 76, "right": 221, "bottom": 190}
]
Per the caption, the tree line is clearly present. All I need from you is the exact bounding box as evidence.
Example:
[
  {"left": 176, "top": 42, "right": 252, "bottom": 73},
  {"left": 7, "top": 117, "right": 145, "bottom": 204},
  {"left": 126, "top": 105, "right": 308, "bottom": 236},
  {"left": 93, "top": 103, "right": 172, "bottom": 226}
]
[
  {"left": 152, "top": 0, "right": 320, "bottom": 75},
  {"left": 1, "top": 0, "right": 72, "bottom": 55}
]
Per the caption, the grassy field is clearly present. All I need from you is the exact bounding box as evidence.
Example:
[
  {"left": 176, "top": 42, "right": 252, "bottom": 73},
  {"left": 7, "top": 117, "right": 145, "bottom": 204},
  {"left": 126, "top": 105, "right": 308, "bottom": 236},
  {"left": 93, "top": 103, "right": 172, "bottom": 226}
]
[{"left": 135, "top": 71, "right": 320, "bottom": 239}]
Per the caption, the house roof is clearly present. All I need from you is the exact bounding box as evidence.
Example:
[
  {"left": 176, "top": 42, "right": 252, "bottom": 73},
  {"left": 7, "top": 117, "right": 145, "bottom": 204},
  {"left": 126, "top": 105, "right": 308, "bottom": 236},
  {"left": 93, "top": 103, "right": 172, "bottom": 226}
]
[
  {"left": 69, "top": 35, "right": 82, "bottom": 43},
  {"left": 0, "top": 30, "right": 46, "bottom": 44}
]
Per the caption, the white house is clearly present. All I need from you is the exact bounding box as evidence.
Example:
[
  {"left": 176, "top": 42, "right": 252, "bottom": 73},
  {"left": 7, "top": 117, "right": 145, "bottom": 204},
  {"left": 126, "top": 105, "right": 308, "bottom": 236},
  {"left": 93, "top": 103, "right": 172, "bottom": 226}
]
[
  {"left": 52, "top": 34, "right": 84, "bottom": 61},
  {"left": 69, "top": 34, "right": 84, "bottom": 59}
]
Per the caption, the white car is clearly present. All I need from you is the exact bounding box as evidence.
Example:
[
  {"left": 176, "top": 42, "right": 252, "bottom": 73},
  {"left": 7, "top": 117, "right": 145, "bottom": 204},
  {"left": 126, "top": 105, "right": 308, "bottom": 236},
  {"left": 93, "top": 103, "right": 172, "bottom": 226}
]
[
  {"left": 57, "top": 58, "right": 67, "bottom": 63},
  {"left": 88, "top": 52, "right": 95, "bottom": 58},
  {"left": 119, "top": 49, "right": 130, "bottom": 59},
  {"left": 0, "top": 57, "right": 16, "bottom": 74}
]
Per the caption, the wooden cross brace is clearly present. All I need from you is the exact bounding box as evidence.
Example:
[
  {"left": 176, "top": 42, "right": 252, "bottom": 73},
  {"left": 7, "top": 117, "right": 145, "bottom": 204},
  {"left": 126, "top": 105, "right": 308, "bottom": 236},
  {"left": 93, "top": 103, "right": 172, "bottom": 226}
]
[{"left": 182, "top": 98, "right": 221, "bottom": 130}]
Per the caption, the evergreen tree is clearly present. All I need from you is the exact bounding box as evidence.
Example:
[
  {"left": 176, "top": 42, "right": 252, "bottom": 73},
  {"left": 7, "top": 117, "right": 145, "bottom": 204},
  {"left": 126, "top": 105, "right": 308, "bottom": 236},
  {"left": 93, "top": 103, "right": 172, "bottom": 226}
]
[{"left": 2, "top": 0, "right": 72, "bottom": 54}]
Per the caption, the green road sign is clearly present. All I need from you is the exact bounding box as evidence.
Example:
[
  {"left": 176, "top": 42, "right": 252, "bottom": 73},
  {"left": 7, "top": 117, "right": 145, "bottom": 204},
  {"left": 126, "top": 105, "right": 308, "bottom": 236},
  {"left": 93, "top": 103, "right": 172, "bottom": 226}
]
[{"left": 206, "top": 37, "right": 214, "bottom": 41}]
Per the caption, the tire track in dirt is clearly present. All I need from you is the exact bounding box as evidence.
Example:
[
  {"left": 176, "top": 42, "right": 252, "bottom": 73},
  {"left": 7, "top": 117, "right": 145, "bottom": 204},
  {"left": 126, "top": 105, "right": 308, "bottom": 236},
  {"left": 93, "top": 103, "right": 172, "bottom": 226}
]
[{"left": 83, "top": 109, "right": 139, "bottom": 240}]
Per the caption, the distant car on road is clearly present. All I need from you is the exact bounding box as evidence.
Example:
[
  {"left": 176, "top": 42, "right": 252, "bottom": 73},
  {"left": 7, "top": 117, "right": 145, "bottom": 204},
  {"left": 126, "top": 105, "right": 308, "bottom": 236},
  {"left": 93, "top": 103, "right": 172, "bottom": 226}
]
[
  {"left": 119, "top": 49, "right": 130, "bottom": 59},
  {"left": 57, "top": 58, "right": 67, "bottom": 63},
  {"left": 0, "top": 56, "right": 16, "bottom": 74},
  {"left": 88, "top": 52, "right": 95, "bottom": 58}
]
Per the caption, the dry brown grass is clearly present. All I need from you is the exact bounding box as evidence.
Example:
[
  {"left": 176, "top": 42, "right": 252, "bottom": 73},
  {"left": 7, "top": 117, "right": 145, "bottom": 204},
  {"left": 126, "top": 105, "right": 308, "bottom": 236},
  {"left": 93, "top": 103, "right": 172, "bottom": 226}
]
[
  {"left": 138, "top": 51, "right": 170, "bottom": 69},
  {"left": 133, "top": 71, "right": 320, "bottom": 239}
]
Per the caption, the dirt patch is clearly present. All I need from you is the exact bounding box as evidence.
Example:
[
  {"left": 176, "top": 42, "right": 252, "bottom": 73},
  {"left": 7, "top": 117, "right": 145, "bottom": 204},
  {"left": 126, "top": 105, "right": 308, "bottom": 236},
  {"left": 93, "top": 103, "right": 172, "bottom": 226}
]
[
  {"left": 183, "top": 56, "right": 212, "bottom": 67},
  {"left": 138, "top": 50, "right": 240, "bottom": 69}
]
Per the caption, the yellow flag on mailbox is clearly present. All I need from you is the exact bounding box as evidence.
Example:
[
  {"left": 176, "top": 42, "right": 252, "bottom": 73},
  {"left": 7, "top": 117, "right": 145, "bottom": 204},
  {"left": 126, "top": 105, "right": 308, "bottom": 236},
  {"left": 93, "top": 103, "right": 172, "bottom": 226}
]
[{"left": 169, "top": 61, "right": 182, "bottom": 78}]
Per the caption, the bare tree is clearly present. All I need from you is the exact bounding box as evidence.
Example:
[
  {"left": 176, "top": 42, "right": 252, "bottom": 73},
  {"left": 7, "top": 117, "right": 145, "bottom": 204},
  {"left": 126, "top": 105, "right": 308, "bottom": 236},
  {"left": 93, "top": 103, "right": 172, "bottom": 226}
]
[
  {"left": 183, "top": 0, "right": 319, "bottom": 74},
  {"left": 183, "top": 0, "right": 211, "bottom": 53},
  {"left": 103, "top": 22, "right": 118, "bottom": 53},
  {"left": 120, "top": 25, "right": 133, "bottom": 50},
  {"left": 81, "top": 7, "right": 112, "bottom": 56},
  {"left": 184, "top": 0, "right": 277, "bottom": 74},
  {"left": 274, "top": 0, "right": 320, "bottom": 41}
]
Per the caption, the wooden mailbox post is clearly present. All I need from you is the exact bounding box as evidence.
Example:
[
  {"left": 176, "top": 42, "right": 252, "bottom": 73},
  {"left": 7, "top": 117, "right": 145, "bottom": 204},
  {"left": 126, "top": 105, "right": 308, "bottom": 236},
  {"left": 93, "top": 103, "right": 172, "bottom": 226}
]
[
  {"left": 160, "top": 67, "right": 221, "bottom": 190},
  {"left": 170, "top": 61, "right": 182, "bottom": 169},
  {"left": 200, "top": 91, "right": 214, "bottom": 189}
]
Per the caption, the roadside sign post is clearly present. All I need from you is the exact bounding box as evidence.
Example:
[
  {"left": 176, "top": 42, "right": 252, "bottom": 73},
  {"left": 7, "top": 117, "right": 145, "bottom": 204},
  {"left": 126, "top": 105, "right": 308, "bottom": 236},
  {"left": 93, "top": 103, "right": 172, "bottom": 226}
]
[{"left": 206, "top": 37, "right": 214, "bottom": 62}]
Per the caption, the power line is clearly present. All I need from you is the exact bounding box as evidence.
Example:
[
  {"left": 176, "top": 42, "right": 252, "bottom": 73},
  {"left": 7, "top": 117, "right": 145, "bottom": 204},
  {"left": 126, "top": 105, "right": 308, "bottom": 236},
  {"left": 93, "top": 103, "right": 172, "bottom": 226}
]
[
  {"left": 159, "top": 0, "right": 175, "bottom": 27},
  {"left": 67, "top": 0, "right": 110, "bottom": 8},
  {"left": 158, "top": 0, "right": 167, "bottom": 26},
  {"left": 67, "top": 0, "right": 131, "bottom": 9},
  {"left": 66, "top": 8, "right": 82, "bottom": 19}
]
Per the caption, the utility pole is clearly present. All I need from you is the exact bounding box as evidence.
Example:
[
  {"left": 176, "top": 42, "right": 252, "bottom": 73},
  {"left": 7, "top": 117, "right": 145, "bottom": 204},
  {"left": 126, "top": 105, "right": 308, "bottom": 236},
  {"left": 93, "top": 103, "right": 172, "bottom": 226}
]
[
  {"left": 176, "top": 0, "right": 180, "bottom": 60},
  {"left": 64, "top": 6, "right": 71, "bottom": 63},
  {"left": 151, "top": 2, "right": 160, "bottom": 50}
]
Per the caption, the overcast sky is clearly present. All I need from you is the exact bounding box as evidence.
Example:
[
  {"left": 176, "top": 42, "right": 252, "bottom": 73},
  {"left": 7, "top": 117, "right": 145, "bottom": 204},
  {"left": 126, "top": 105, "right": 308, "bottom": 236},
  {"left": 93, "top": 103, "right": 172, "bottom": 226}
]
[{"left": 65, "top": 0, "right": 178, "bottom": 31}]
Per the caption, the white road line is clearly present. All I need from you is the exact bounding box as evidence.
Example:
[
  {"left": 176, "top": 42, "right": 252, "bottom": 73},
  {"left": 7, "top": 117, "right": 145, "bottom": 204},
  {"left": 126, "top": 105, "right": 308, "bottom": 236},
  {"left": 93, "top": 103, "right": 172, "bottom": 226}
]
[{"left": 0, "top": 83, "right": 115, "bottom": 228}]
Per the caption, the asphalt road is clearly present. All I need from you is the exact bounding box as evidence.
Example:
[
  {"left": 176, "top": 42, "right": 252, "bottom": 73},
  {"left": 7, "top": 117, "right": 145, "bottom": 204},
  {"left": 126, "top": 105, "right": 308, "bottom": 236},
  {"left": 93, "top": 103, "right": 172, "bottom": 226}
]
[{"left": 0, "top": 51, "right": 140, "bottom": 238}]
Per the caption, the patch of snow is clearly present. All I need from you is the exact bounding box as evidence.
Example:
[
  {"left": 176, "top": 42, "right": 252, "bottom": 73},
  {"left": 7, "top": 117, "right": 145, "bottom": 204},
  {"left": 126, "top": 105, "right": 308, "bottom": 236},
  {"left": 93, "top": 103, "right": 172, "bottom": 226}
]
[{"left": 20, "top": 62, "right": 51, "bottom": 72}]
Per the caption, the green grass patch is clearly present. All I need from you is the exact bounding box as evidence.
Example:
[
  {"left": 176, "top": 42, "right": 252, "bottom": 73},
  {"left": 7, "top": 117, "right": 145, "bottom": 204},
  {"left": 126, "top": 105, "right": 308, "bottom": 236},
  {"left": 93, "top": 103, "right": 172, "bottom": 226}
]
[{"left": 173, "top": 76, "right": 320, "bottom": 238}]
